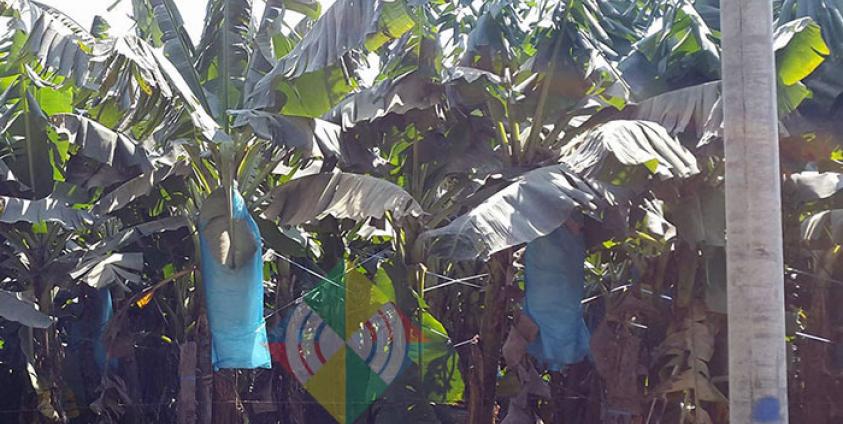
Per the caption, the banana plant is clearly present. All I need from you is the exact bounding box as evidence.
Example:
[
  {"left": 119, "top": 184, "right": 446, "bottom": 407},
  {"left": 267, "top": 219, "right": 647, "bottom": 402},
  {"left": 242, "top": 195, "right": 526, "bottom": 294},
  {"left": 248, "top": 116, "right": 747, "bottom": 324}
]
[{"left": 1, "top": 0, "right": 842, "bottom": 423}]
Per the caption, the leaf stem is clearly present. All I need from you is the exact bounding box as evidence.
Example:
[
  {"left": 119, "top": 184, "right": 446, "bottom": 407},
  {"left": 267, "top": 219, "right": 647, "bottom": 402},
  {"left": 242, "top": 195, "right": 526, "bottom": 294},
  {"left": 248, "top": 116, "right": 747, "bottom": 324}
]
[{"left": 524, "top": 3, "right": 571, "bottom": 163}]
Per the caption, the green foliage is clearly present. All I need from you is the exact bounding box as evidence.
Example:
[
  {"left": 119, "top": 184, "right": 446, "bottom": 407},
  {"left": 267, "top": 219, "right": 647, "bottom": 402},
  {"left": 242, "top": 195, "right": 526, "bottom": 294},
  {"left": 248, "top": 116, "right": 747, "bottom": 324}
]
[{"left": 0, "top": 0, "right": 842, "bottom": 422}]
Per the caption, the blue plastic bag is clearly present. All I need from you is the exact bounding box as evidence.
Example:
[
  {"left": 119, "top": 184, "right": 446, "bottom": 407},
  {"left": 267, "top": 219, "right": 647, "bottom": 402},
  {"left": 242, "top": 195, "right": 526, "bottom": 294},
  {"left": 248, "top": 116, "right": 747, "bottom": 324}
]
[
  {"left": 199, "top": 189, "right": 271, "bottom": 369},
  {"left": 93, "top": 287, "right": 113, "bottom": 371},
  {"left": 524, "top": 217, "right": 590, "bottom": 370},
  {"left": 66, "top": 287, "right": 113, "bottom": 372}
]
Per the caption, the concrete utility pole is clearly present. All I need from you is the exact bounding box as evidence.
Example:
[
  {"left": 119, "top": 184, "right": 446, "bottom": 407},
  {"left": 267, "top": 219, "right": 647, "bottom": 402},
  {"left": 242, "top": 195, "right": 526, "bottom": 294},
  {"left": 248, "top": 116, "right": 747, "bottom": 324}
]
[{"left": 720, "top": 0, "right": 789, "bottom": 423}]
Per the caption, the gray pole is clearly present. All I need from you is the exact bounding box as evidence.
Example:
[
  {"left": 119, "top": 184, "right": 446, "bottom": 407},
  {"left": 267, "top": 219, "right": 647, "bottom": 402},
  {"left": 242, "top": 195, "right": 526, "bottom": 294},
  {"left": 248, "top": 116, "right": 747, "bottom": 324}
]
[{"left": 720, "top": 0, "right": 789, "bottom": 423}]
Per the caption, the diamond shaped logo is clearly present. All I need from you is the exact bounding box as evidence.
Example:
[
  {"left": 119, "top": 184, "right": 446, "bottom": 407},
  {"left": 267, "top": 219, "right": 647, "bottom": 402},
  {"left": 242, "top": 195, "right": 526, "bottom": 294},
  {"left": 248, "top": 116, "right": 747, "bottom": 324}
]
[{"left": 269, "top": 266, "right": 409, "bottom": 424}]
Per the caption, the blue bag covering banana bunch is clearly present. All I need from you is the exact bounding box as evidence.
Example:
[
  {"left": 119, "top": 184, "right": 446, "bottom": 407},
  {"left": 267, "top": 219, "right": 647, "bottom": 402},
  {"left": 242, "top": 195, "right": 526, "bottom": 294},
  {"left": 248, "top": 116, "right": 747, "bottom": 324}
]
[
  {"left": 523, "top": 214, "right": 590, "bottom": 370},
  {"left": 199, "top": 188, "right": 271, "bottom": 369}
]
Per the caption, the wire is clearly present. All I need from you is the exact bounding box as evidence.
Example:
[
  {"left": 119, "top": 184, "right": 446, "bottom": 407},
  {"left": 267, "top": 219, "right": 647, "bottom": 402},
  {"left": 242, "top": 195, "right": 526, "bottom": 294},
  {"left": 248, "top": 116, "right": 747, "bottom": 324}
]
[
  {"left": 345, "top": 247, "right": 391, "bottom": 275},
  {"left": 581, "top": 284, "right": 632, "bottom": 304},
  {"left": 451, "top": 335, "right": 479, "bottom": 348},
  {"left": 262, "top": 249, "right": 395, "bottom": 321},
  {"left": 423, "top": 272, "right": 488, "bottom": 292},
  {"left": 795, "top": 331, "right": 832, "bottom": 344},
  {"left": 269, "top": 252, "right": 339, "bottom": 289},
  {"left": 785, "top": 266, "right": 843, "bottom": 286},
  {"left": 263, "top": 296, "right": 304, "bottom": 321}
]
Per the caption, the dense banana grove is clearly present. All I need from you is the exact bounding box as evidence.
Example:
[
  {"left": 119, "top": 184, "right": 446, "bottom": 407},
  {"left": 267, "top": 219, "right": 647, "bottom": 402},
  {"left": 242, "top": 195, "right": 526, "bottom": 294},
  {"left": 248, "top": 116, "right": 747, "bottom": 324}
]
[{"left": 0, "top": 0, "right": 841, "bottom": 423}]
